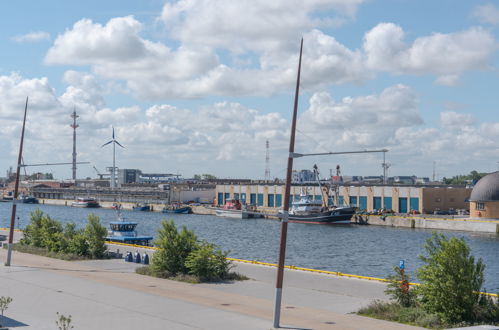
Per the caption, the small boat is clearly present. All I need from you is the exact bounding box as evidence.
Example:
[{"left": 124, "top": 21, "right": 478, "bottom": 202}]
[
  {"left": 162, "top": 204, "right": 192, "bottom": 214},
  {"left": 21, "top": 195, "right": 39, "bottom": 204},
  {"left": 71, "top": 197, "right": 100, "bottom": 208},
  {"left": 287, "top": 194, "right": 356, "bottom": 224},
  {"left": 132, "top": 203, "right": 151, "bottom": 211},
  {"left": 106, "top": 209, "right": 153, "bottom": 246},
  {"left": 215, "top": 199, "right": 262, "bottom": 219}
]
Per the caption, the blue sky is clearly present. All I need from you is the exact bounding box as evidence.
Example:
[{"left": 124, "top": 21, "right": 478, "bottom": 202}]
[{"left": 1, "top": 0, "right": 499, "bottom": 180}]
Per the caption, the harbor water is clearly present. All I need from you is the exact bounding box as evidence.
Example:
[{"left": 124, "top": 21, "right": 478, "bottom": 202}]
[{"left": 1, "top": 202, "right": 498, "bottom": 292}]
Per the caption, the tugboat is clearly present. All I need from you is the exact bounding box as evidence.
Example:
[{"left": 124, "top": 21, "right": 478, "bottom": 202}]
[
  {"left": 21, "top": 195, "right": 39, "bottom": 204},
  {"left": 106, "top": 206, "right": 153, "bottom": 246}
]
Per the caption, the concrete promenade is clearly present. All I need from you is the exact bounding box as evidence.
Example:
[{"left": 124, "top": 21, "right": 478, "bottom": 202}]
[{"left": 0, "top": 246, "right": 422, "bottom": 330}]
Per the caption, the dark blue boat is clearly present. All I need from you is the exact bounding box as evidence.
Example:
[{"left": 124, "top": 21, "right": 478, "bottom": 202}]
[
  {"left": 132, "top": 203, "right": 151, "bottom": 212},
  {"left": 106, "top": 210, "right": 153, "bottom": 246},
  {"left": 21, "top": 196, "right": 39, "bottom": 204},
  {"left": 161, "top": 205, "right": 192, "bottom": 214}
]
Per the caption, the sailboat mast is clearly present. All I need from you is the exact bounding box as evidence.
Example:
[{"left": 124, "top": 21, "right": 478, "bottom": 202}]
[
  {"left": 6, "top": 97, "right": 28, "bottom": 266},
  {"left": 273, "top": 38, "right": 303, "bottom": 328}
]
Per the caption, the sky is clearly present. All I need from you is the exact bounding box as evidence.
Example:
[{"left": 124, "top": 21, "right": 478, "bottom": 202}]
[{"left": 1, "top": 0, "right": 499, "bottom": 181}]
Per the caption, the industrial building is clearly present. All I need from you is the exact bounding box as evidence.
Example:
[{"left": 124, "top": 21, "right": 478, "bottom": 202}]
[
  {"left": 469, "top": 171, "right": 499, "bottom": 218},
  {"left": 215, "top": 183, "right": 471, "bottom": 214}
]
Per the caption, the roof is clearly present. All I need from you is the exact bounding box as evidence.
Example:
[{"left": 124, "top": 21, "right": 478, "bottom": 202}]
[{"left": 469, "top": 172, "right": 499, "bottom": 202}]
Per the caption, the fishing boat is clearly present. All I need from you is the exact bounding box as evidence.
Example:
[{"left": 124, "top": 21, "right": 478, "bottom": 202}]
[
  {"left": 215, "top": 199, "right": 262, "bottom": 219},
  {"left": 132, "top": 203, "right": 150, "bottom": 211},
  {"left": 71, "top": 197, "right": 100, "bottom": 208},
  {"left": 21, "top": 195, "right": 39, "bottom": 204},
  {"left": 106, "top": 208, "right": 153, "bottom": 246},
  {"left": 288, "top": 194, "right": 356, "bottom": 224},
  {"left": 162, "top": 203, "right": 192, "bottom": 214}
]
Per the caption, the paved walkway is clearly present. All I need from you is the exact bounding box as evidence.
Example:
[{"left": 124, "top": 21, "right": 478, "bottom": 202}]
[{"left": 0, "top": 243, "right": 422, "bottom": 329}]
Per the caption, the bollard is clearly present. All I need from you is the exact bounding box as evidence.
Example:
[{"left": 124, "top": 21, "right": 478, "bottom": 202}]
[
  {"left": 134, "top": 252, "right": 141, "bottom": 263},
  {"left": 143, "top": 253, "right": 149, "bottom": 265},
  {"left": 125, "top": 252, "right": 133, "bottom": 262}
]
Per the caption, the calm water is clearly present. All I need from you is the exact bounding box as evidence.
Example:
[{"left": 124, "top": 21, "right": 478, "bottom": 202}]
[{"left": 1, "top": 202, "right": 498, "bottom": 291}]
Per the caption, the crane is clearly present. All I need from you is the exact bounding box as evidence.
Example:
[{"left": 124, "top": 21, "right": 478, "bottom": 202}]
[{"left": 93, "top": 166, "right": 109, "bottom": 179}]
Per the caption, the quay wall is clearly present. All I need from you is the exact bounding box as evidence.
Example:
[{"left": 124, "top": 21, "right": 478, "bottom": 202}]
[{"left": 355, "top": 214, "right": 499, "bottom": 234}]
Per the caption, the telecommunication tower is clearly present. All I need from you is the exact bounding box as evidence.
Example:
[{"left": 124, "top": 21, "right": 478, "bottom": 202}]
[
  {"left": 265, "top": 140, "right": 270, "bottom": 181},
  {"left": 70, "top": 108, "right": 79, "bottom": 180}
]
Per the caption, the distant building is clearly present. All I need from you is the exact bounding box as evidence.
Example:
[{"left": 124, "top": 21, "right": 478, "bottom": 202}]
[
  {"left": 393, "top": 176, "right": 416, "bottom": 185},
  {"left": 469, "top": 171, "right": 499, "bottom": 218}
]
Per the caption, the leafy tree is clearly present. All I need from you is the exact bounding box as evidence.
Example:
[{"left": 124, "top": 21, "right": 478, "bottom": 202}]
[
  {"left": 417, "top": 233, "right": 486, "bottom": 323},
  {"left": 185, "top": 242, "right": 232, "bottom": 281},
  {"left": 385, "top": 266, "right": 417, "bottom": 307},
  {"left": 83, "top": 214, "right": 107, "bottom": 258},
  {"left": 443, "top": 171, "right": 488, "bottom": 185},
  {"left": 56, "top": 312, "right": 74, "bottom": 330},
  {"left": 151, "top": 220, "right": 198, "bottom": 276},
  {"left": 0, "top": 296, "right": 12, "bottom": 326}
]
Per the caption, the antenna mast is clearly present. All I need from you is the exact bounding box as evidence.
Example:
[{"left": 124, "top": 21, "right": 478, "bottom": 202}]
[
  {"left": 265, "top": 140, "right": 270, "bottom": 181},
  {"left": 382, "top": 150, "right": 391, "bottom": 184},
  {"left": 70, "top": 108, "right": 79, "bottom": 180}
]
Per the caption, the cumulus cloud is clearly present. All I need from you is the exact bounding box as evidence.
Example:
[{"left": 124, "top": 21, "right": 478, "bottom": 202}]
[
  {"left": 363, "top": 23, "right": 496, "bottom": 85},
  {"left": 440, "top": 111, "right": 475, "bottom": 127},
  {"left": 12, "top": 31, "right": 50, "bottom": 43},
  {"left": 473, "top": 3, "right": 499, "bottom": 25}
]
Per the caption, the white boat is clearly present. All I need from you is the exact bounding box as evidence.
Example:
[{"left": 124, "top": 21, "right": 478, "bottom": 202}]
[
  {"left": 71, "top": 197, "right": 100, "bottom": 208},
  {"left": 288, "top": 194, "right": 356, "bottom": 224},
  {"left": 215, "top": 199, "right": 262, "bottom": 219}
]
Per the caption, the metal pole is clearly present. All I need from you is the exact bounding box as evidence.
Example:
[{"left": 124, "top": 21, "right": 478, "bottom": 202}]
[
  {"left": 273, "top": 38, "right": 303, "bottom": 328},
  {"left": 112, "top": 140, "right": 116, "bottom": 188},
  {"left": 6, "top": 97, "right": 28, "bottom": 266}
]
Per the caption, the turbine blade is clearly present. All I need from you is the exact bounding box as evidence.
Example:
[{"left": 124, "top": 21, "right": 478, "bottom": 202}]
[
  {"left": 112, "top": 126, "right": 115, "bottom": 139},
  {"left": 101, "top": 140, "right": 113, "bottom": 147},
  {"left": 115, "top": 140, "right": 125, "bottom": 148}
]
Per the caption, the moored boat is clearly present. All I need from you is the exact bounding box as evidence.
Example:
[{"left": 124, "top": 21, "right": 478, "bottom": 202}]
[
  {"left": 132, "top": 203, "right": 150, "bottom": 211},
  {"left": 162, "top": 204, "right": 192, "bottom": 214},
  {"left": 215, "top": 199, "right": 262, "bottom": 219},
  {"left": 288, "top": 194, "right": 356, "bottom": 224},
  {"left": 21, "top": 195, "right": 39, "bottom": 204},
  {"left": 106, "top": 209, "right": 153, "bottom": 246},
  {"left": 71, "top": 197, "right": 100, "bottom": 208}
]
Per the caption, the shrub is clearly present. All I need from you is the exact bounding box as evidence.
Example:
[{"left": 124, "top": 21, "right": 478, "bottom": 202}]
[
  {"left": 417, "top": 233, "right": 487, "bottom": 323},
  {"left": 151, "top": 220, "right": 198, "bottom": 276},
  {"left": 385, "top": 266, "right": 417, "bottom": 307},
  {"left": 83, "top": 214, "right": 107, "bottom": 258},
  {"left": 185, "top": 242, "right": 232, "bottom": 281}
]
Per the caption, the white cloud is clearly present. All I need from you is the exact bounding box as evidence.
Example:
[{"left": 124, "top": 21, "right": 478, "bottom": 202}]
[
  {"left": 12, "top": 31, "right": 50, "bottom": 43},
  {"left": 363, "top": 23, "right": 496, "bottom": 85},
  {"left": 473, "top": 3, "right": 499, "bottom": 25},
  {"left": 440, "top": 111, "right": 475, "bottom": 127}
]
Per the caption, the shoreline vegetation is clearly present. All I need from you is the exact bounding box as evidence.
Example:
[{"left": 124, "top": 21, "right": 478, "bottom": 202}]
[
  {"left": 358, "top": 233, "right": 499, "bottom": 328},
  {"left": 135, "top": 219, "right": 248, "bottom": 283}
]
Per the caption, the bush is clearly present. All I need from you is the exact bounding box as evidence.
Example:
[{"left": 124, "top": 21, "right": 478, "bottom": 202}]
[
  {"left": 417, "top": 233, "right": 488, "bottom": 323},
  {"left": 84, "top": 214, "right": 107, "bottom": 258},
  {"left": 20, "top": 210, "right": 107, "bottom": 259},
  {"left": 151, "top": 220, "right": 198, "bottom": 276},
  {"left": 385, "top": 266, "right": 417, "bottom": 307},
  {"left": 185, "top": 242, "right": 232, "bottom": 281}
]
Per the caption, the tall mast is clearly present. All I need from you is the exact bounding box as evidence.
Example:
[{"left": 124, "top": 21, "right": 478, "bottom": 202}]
[
  {"left": 273, "top": 38, "right": 303, "bottom": 328},
  {"left": 70, "top": 108, "right": 79, "bottom": 180}
]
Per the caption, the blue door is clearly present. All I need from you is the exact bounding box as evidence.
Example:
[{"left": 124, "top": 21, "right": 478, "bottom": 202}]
[
  {"left": 217, "top": 192, "right": 223, "bottom": 206},
  {"left": 257, "top": 194, "right": 264, "bottom": 206},
  {"left": 268, "top": 194, "right": 275, "bottom": 207},
  {"left": 338, "top": 196, "right": 344, "bottom": 206},
  {"left": 384, "top": 197, "right": 392, "bottom": 210},
  {"left": 241, "top": 193, "right": 246, "bottom": 203},
  {"left": 373, "top": 197, "right": 382, "bottom": 210},
  {"left": 410, "top": 197, "right": 419, "bottom": 212},
  {"left": 359, "top": 196, "right": 367, "bottom": 210},
  {"left": 276, "top": 194, "right": 282, "bottom": 207},
  {"left": 250, "top": 193, "right": 256, "bottom": 205},
  {"left": 399, "top": 198, "right": 408, "bottom": 213},
  {"left": 349, "top": 196, "right": 357, "bottom": 206}
]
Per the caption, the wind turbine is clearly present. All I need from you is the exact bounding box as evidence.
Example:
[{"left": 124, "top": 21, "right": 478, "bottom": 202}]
[{"left": 102, "top": 127, "right": 124, "bottom": 188}]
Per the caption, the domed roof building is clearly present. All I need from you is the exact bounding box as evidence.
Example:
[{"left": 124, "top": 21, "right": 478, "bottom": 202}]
[{"left": 469, "top": 172, "right": 499, "bottom": 218}]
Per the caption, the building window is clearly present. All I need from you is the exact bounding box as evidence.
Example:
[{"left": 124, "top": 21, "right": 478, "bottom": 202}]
[{"left": 476, "top": 202, "right": 485, "bottom": 210}]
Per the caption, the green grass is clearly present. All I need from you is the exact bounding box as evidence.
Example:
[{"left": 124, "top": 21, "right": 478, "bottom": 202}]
[
  {"left": 135, "top": 265, "right": 249, "bottom": 284},
  {"left": 4, "top": 243, "right": 113, "bottom": 261},
  {"left": 358, "top": 300, "right": 444, "bottom": 329}
]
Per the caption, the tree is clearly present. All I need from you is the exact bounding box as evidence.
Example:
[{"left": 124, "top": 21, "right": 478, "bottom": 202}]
[
  {"left": 151, "top": 220, "right": 198, "bottom": 276},
  {"left": 84, "top": 214, "right": 107, "bottom": 258},
  {"left": 417, "top": 233, "right": 486, "bottom": 323},
  {"left": 185, "top": 242, "right": 232, "bottom": 281},
  {"left": 0, "top": 296, "right": 13, "bottom": 327},
  {"left": 56, "top": 312, "right": 74, "bottom": 330},
  {"left": 385, "top": 266, "right": 416, "bottom": 307}
]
